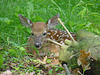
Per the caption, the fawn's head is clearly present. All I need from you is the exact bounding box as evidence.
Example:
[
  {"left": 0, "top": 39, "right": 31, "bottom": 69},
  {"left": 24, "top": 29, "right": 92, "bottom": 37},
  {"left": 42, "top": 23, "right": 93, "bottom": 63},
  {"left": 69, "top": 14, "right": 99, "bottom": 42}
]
[{"left": 18, "top": 14, "right": 60, "bottom": 49}]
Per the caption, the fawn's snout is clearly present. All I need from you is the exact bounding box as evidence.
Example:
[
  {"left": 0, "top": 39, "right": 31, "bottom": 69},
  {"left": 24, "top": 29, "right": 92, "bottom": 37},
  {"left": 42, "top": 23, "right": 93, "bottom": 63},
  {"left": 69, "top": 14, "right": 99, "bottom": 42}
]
[{"left": 34, "top": 42, "right": 41, "bottom": 49}]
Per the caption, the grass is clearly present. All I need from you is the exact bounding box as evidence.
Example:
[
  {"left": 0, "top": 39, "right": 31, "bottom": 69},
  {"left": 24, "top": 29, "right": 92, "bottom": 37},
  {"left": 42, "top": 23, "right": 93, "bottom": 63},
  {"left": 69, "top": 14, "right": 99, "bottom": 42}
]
[{"left": 0, "top": 0, "right": 100, "bottom": 74}]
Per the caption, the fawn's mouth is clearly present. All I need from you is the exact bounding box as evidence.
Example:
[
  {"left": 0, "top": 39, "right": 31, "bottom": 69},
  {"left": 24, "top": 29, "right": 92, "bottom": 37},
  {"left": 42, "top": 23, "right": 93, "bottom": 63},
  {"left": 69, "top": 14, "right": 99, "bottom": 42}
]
[{"left": 35, "top": 45, "right": 40, "bottom": 49}]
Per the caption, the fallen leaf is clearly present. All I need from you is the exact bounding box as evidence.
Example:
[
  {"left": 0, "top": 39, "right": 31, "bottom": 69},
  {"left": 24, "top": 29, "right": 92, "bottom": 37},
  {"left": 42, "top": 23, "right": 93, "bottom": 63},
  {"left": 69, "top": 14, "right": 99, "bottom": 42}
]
[
  {"left": 37, "top": 56, "right": 47, "bottom": 64},
  {"left": 51, "top": 57, "right": 59, "bottom": 65},
  {"left": 43, "top": 56, "right": 47, "bottom": 63},
  {"left": 70, "top": 68, "right": 82, "bottom": 74},
  {"left": 0, "top": 70, "right": 12, "bottom": 75},
  {"left": 35, "top": 63, "right": 41, "bottom": 68},
  {"left": 77, "top": 50, "right": 90, "bottom": 70}
]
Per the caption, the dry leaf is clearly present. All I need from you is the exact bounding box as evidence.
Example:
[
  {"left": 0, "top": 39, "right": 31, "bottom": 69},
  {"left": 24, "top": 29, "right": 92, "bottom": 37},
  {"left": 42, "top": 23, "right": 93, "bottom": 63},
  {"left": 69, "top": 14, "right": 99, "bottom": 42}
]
[
  {"left": 51, "top": 57, "right": 59, "bottom": 65},
  {"left": 35, "top": 63, "right": 41, "bottom": 68},
  {"left": 70, "top": 68, "right": 82, "bottom": 74},
  {"left": 0, "top": 70, "right": 12, "bottom": 75},
  {"left": 37, "top": 56, "right": 47, "bottom": 64},
  {"left": 77, "top": 50, "right": 90, "bottom": 70},
  {"left": 43, "top": 56, "right": 47, "bottom": 63}
]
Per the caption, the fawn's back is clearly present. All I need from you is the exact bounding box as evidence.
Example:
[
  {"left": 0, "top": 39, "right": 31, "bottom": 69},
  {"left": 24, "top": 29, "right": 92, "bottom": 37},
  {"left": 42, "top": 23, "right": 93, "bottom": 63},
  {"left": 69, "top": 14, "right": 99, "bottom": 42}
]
[{"left": 18, "top": 14, "right": 76, "bottom": 56}]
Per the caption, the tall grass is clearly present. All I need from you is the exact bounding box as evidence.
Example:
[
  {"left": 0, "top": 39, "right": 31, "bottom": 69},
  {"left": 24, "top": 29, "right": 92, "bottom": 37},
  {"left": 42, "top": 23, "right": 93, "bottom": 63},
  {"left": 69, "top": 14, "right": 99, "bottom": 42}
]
[{"left": 0, "top": 0, "right": 99, "bottom": 48}]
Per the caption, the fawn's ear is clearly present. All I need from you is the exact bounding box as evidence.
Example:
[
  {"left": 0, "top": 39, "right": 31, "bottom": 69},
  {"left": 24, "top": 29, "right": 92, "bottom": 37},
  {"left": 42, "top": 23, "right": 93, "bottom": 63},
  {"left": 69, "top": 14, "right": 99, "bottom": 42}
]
[
  {"left": 18, "top": 14, "right": 33, "bottom": 28},
  {"left": 46, "top": 14, "right": 60, "bottom": 29}
]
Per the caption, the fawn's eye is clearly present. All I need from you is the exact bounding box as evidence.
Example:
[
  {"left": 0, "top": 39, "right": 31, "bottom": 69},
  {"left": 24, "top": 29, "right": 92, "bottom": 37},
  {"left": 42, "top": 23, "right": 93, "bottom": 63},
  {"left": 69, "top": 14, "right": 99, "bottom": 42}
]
[
  {"left": 31, "top": 33, "right": 34, "bottom": 36},
  {"left": 43, "top": 33, "right": 47, "bottom": 36}
]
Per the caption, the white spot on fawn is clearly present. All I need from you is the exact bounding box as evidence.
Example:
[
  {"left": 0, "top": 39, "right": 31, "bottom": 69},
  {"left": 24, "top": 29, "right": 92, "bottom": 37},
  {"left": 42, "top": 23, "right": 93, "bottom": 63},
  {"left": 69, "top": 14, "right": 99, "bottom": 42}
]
[
  {"left": 60, "top": 32, "right": 63, "bottom": 34},
  {"left": 57, "top": 35, "right": 59, "bottom": 37},
  {"left": 53, "top": 31, "right": 57, "bottom": 36},
  {"left": 65, "top": 34, "right": 69, "bottom": 37},
  {"left": 51, "top": 30, "right": 54, "bottom": 32},
  {"left": 60, "top": 30, "right": 62, "bottom": 32},
  {"left": 58, "top": 36, "right": 61, "bottom": 39},
  {"left": 55, "top": 30, "right": 57, "bottom": 33},
  {"left": 62, "top": 34, "right": 65, "bottom": 37},
  {"left": 67, "top": 34, "right": 69, "bottom": 37},
  {"left": 60, "top": 41, "right": 64, "bottom": 44},
  {"left": 47, "top": 33, "right": 51, "bottom": 35},
  {"left": 51, "top": 36, "right": 53, "bottom": 39}
]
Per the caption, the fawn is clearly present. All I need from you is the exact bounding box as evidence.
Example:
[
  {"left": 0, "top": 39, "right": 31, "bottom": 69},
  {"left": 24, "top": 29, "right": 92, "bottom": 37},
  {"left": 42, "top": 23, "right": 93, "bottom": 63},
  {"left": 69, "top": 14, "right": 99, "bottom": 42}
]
[{"left": 18, "top": 14, "right": 76, "bottom": 57}]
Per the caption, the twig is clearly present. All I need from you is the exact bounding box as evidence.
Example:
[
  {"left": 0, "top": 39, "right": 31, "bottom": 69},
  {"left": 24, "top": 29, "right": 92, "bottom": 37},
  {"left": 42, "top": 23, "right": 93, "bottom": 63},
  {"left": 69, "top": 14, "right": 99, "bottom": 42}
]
[
  {"left": 78, "top": 71, "right": 83, "bottom": 75},
  {"left": 63, "top": 64, "right": 70, "bottom": 75},
  {"left": 47, "top": 38, "right": 62, "bottom": 46},
  {"left": 58, "top": 18, "right": 76, "bottom": 44}
]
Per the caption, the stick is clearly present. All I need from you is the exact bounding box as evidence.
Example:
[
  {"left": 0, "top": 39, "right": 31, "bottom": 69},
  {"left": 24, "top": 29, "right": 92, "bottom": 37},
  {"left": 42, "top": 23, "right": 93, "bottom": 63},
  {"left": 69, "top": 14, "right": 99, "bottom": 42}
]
[
  {"left": 63, "top": 64, "right": 70, "bottom": 75},
  {"left": 47, "top": 38, "right": 62, "bottom": 46},
  {"left": 78, "top": 71, "right": 83, "bottom": 75},
  {"left": 58, "top": 18, "right": 76, "bottom": 44}
]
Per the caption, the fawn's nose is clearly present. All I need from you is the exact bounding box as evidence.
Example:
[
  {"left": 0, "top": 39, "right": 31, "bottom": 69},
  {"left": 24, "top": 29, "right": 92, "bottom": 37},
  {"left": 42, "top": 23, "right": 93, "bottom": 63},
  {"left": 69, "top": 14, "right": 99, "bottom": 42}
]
[{"left": 34, "top": 42, "right": 41, "bottom": 49}]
